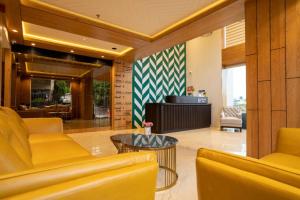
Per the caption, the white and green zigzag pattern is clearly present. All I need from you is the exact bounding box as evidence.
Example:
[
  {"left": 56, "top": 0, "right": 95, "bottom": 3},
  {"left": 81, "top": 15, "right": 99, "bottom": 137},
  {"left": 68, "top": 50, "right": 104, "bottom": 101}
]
[{"left": 132, "top": 43, "right": 186, "bottom": 128}]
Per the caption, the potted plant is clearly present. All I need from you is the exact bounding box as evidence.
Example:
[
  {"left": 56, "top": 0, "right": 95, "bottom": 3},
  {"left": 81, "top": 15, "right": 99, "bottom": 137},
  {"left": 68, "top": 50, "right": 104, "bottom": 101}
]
[{"left": 143, "top": 121, "right": 153, "bottom": 135}]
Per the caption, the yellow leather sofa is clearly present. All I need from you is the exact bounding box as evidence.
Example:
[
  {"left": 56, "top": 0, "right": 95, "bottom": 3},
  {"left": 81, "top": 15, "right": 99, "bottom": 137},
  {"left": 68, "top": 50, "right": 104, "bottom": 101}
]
[
  {"left": 0, "top": 107, "right": 158, "bottom": 199},
  {"left": 196, "top": 128, "right": 300, "bottom": 200}
]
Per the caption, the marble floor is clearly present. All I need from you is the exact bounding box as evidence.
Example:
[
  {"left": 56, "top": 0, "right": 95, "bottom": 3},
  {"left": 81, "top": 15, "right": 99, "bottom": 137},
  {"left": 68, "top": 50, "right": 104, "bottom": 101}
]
[{"left": 68, "top": 128, "right": 246, "bottom": 200}]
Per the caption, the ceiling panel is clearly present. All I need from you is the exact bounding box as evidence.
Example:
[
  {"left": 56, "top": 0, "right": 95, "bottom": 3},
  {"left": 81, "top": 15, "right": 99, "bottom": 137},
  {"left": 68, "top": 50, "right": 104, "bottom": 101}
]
[
  {"left": 26, "top": 61, "right": 94, "bottom": 77},
  {"left": 23, "top": 22, "right": 132, "bottom": 55},
  {"left": 34, "top": 0, "right": 219, "bottom": 36}
]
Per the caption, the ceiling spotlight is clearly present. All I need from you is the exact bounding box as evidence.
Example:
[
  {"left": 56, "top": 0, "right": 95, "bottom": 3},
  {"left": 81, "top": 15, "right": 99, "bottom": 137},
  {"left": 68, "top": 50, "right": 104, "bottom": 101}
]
[
  {"left": 71, "top": 77, "right": 74, "bottom": 80},
  {"left": 112, "top": 47, "right": 117, "bottom": 50},
  {"left": 11, "top": 40, "right": 17, "bottom": 44},
  {"left": 101, "top": 56, "right": 104, "bottom": 58},
  {"left": 70, "top": 50, "right": 74, "bottom": 53},
  {"left": 12, "top": 29, "right": 18, "bottom": 33},
  {"left": 17, "top": 52, "right": 21, "bottom": 55},
  {"left": 30, "top": 74, "right": 33, "bottom": 77},
  {"left": 31, "top": 43, "right": 36, "bottom": 46}
]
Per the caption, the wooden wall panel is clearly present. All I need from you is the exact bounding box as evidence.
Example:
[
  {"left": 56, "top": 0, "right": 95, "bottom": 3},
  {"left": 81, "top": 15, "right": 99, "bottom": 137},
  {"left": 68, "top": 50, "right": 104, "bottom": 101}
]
[
  {"left": 257, "top": 0, "right": 271, "bottom": 81},
  {"left": 271, "top": 111, "right": 286, "bottom": 151},
  {"left": 286, "top": 0, "right": 300, "bottom": 78},
  {"left": 222, "top": 43, "right": 245, "bottom": 67},
  {"left": 246, "top": 54, "right": 258, "bottom": 110},
  {"left": 245, "top": 0, "right": 257, "bottom": 55},
  {"left": 287, "top": 78, "right": 300, "bottom": 127},
  {"left": 271, "top": 48, "right": 286, "bottom": 110},
  {"left": 246, "top": 110, "right": 259, "bottom": 158},
  {"left": 79, "top": 72, "right": 93, "bottom": 120},
  {"left": 258, "top": 81, "right": 272, "bottom": 157},
  {"left": 270, "top": 0, "right": 286, "bottom": 49}
]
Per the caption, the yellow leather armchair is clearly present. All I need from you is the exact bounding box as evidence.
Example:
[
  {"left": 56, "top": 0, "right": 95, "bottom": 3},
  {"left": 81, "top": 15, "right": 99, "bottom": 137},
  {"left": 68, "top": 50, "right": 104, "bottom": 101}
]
[
  {"left": 0, "top": 107, "right": 158, "bottom": 200},
  {"left": 196, "top": 128, "right": 300, "bottom": 200}
]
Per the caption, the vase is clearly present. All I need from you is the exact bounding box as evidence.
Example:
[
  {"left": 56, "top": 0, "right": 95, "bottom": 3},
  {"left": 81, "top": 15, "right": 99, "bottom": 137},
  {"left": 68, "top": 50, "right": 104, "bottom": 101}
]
[{"left": 144, "top": 127, "right": 152, "bottom": 135}]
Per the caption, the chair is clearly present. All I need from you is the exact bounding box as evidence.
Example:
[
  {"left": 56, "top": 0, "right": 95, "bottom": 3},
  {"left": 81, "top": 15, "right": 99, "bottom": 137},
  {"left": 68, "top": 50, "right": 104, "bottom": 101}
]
[
  {"left": 220, "top": 107, "right": 242, "bottom": 132},
  {"left": 196, "top": 128, "right": 300, "bottom": 200}
]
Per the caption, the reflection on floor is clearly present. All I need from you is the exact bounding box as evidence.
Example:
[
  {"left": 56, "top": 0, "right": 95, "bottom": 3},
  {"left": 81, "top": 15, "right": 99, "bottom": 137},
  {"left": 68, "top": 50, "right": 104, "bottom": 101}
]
[
  {"left": 63, "top": 118, "right": 110, "bottom": 133},
  {"left": 68, "top": 128, "right": 246, "bottom": 200}
]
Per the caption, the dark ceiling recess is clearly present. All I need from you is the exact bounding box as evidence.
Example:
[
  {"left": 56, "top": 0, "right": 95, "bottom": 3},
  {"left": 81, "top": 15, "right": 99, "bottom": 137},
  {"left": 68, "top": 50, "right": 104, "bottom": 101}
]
[{"left": 11, "top": 44, "right": 113, "bottom": 67}]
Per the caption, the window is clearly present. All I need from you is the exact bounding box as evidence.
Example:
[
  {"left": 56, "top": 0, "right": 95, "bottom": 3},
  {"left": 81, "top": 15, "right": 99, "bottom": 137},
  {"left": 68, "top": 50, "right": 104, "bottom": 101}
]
[
  {"left": 222, "top": 65, "right": 246, "bottom": 112},
  {"left": 31, "top": 78, "right": 71, "bottom": 107}
]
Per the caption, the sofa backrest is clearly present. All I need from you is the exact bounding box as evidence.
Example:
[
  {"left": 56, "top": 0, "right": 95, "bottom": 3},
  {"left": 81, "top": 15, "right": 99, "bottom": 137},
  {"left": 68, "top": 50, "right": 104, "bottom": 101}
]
[
  {"left": 0, "top": 107, "right": 33, "bottom": 174},
  {"left": 277, "top": 128, "right": 300, "bottom": 157}
]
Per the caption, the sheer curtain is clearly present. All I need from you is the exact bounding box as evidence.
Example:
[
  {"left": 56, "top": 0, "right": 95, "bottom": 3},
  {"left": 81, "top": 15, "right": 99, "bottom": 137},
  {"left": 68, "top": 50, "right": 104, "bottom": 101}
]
[{"left": 222, "top": 65, "right": 246, "bottom": 108}]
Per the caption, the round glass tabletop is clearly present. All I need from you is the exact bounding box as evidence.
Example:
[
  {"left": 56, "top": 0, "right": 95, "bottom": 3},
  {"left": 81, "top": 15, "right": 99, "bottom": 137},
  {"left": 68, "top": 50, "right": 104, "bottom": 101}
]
[{"left": 111, "top": 134, "right": 178, "bottom": 149}]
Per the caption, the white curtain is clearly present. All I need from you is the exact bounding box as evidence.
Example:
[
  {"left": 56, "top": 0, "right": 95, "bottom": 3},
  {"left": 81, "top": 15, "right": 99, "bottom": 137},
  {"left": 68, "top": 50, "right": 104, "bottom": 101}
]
[{"left": 222, "top": 65, "right": 246, "bottom": 107}]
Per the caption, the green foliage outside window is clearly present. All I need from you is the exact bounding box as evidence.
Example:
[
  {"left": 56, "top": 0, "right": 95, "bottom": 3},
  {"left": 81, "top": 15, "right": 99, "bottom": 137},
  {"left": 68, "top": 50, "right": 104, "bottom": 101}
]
[{"left": 93, "top": 80, "right": 110, "bottom": 107}]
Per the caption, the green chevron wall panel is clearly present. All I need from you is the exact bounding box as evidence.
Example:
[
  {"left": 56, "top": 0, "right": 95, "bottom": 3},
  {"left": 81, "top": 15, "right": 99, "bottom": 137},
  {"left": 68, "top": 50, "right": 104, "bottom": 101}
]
[{"left": 132, "top": 43, "right": 186, "bottom": 128}]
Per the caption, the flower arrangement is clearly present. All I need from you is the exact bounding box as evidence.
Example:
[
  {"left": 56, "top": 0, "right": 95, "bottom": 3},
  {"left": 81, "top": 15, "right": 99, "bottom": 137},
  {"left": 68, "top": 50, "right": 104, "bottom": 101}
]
[
  {"left": 143, "top": 121, "right": 153, "bottom": 127},
  {"left": 187, "top": 86, "right": 195, "bottom": 96}
]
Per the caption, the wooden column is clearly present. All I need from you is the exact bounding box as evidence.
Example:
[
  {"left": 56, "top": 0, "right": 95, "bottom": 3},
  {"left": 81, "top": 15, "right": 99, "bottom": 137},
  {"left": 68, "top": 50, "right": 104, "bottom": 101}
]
[
  {"left": 246, "top": 0, "right": 300, "bottom": 158},
  {"left": 111, "top": 60, "right": 132, "bottom": 129},
  {"left": 71, "top": 80, "right": 80, "bottom": 119},
  {"left": 79, "top": 71, "right": 93, "bottom": 120},
  {"left": 20, "top": 77, "right": 31, "bottom": 106},
  {"left": 4, "top": 49, "right": 12, "bottom": 107}
]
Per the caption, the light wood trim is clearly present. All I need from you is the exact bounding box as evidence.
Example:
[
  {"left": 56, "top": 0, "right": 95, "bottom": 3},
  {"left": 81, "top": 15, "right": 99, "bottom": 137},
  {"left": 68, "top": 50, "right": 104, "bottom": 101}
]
[
  {"left": 4, "top": 49, "right": 12, "bottom": 107},
  {"left": 271, "top": 48, "right": 286, "bottom": 110},
  {"left": 286, "top": 0, "right": 300, "bottom": 78},
  {"left": 20, "top": 5, "right": 150, "bottom": 49},
  {"left": 287, "top": 78, "right": 300, "bottom": 127},
  {"left": 245, "top": 0, "right": 257, "bottom": 55},
  {"left": 124, "top": 0, "right": 244, "bottom": 61},
  {"left": 23, "top": 40, "right": 117, "bottom": 60},
  {"left": 270, "top": 0, "right": 285, "bottom": 50},
  {"left": 3, "top": 0, "right": 24, "bottom": 44},
  {"left": 246, "top": 110, "right": 259, "bottom": 158},
  {"left": 258, "top": 81, "right": 272, "bottom": 158},
  {"left": 271, "top": 111, "right": 286, "bottom": 152},
  {"left": 246, "top": 54, "right": 258, "bottom": 110},
  {"left": 222, "top": 43, "right": 245, "bottom": 67},
  {"left": 257, "top": 0, "right": 271, "bottom": 81}
]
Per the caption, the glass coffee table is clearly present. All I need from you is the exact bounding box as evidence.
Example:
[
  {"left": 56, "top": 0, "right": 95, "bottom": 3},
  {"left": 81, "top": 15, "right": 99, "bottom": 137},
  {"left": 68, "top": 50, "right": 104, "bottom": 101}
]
[{"left": 110, "top": 134, "right": 178, "bottom": 191}]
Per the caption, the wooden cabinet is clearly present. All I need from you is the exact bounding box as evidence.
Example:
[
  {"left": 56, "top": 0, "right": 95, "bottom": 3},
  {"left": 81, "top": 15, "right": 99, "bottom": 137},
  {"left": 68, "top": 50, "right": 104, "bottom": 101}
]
[{"left": 145, "top": 103, "right": 211, "bottom": 134}]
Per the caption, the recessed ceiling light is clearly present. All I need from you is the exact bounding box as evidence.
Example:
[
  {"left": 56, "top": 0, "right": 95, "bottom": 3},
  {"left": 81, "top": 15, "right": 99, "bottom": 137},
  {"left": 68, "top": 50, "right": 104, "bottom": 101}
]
[
  {"left": 101, "top": 56, "right": 104, "bottom": 58},
  {"left": 31, "top": 43, "right": 36, "bottom": 46},
  {"left": 11, "top": 40, "right": 17, "bottom": 44},
  {"left": 112, "top": 47, "right": 117, "bottom": 50},
  {"left": 70, "top": 50, "right": 74, "bottom": 53},
  {"left": 71, "top": 77, "right": 74, "bottom": 80},
  {"left": 12, "top": 29, "right": 18, "bottom": 33},
  {"left": 17, "top": 52, "right": 21, "bottom": 55},
  {"left": 30, "top": 74, "right": 33, "bottom": 77}
]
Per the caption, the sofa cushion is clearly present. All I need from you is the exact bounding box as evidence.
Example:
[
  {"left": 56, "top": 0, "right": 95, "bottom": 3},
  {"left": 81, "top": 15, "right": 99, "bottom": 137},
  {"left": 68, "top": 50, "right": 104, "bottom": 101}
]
[
  {"left": 221, "top": 117, "right": 242, "bottom": 125},
  {"left": 31, "top": 140, "right": 90, "bottom": 165},
  {"left": 261, "top": 153, "right": 300, "bottom": 171},
  {"left": 29, "top": 133, "right": 71, "bottom": 144}
]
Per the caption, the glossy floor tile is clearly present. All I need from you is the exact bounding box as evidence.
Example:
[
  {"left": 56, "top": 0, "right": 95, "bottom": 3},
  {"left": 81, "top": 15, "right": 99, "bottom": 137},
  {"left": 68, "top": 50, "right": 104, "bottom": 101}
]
[{"left": 68, "top": 127, "right": 246, "bottom": 200}]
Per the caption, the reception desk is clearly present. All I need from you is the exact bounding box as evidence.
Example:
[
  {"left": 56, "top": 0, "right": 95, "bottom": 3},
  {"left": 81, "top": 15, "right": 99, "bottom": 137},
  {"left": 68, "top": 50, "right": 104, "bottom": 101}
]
[{"left": 145, "top": 103, "right": 211, "bottom": 134}]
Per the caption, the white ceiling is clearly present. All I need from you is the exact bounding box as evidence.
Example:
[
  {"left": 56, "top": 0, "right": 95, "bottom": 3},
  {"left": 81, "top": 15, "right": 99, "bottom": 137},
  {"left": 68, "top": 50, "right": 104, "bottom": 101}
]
[
  {"left": 36, "top": 0, "right": 219, "bottom": 36},
  {"left": 23, "top": 22, "right": 130, "bottom": 55}
]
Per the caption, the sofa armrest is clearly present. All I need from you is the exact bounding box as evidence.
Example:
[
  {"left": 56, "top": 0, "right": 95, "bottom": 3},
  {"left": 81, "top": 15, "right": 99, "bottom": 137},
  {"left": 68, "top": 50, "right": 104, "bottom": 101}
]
[
  {"left": 196, "top": 148, "right": 300, "bottom": 199},
  {"left": 276, "top": 128, "right": 300, "bottom": 157},
  {"left": 0, "top": 152, "right": 158, "bottom": 199},
  {"left": 23, "top": 118, "right": 63, "bottom": 134}
]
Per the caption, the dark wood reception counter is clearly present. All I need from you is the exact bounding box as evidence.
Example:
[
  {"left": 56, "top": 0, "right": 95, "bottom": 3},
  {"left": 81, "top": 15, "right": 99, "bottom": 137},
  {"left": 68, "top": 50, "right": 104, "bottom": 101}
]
[{"left": 145, "top": 103, "right": 211, "bottom": 134}]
